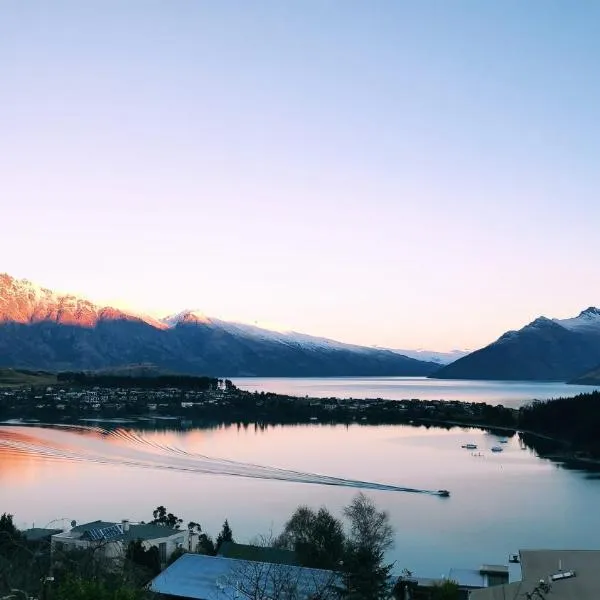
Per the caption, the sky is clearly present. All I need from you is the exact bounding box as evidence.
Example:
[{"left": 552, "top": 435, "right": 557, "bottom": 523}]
[{"left": 1, "top": 1, "right": 599, "bottom": 352}]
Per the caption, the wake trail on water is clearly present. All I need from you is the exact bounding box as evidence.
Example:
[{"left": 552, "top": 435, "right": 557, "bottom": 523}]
[{"left": 0, "top": 425, "right": 441, "bottom": 496}]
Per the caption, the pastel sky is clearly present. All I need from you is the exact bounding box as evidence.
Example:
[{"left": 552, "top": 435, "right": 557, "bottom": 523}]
[{"left": 1, "top": 1, "right": 599, "bottom": 352}]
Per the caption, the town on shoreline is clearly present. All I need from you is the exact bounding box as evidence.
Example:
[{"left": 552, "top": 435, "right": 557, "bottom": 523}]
[{"left": 2, "top": 370, "right": 600, "bottom": 464}]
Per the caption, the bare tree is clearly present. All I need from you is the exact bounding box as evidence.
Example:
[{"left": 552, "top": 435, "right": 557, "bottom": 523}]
[
  {"left": 221, "top": 559, "right": 340, "bottom": 600},
  {"left": 343, "top": 493, "right": 393, "bottom": 556}
]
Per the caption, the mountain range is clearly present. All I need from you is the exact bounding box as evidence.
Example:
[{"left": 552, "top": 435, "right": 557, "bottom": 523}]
[
  {"left": 0, "top": 274, "right": 438, "bottom": 377},
  {"left": 2, "top": 273, "right": 600, "bottom": 382},
  {"left": 433, "top": 307, "right": 600, "bottom": 381}
]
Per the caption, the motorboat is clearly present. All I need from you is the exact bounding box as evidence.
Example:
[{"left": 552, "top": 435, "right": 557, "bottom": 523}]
[
  {"left": 461, "top": 443, "right": 478, "bottom": 450},
  {"left": 509, "top": 554, "right": 520, "bottom": 563},
  {"left": 499, "top": 438, "right": 508, "bottom": 444},
  {"left": 437, "top": 489, "right": 450, "bottom": 497},
  {"left": 491, "top": 446, "right": 504, "bottom": 452}
]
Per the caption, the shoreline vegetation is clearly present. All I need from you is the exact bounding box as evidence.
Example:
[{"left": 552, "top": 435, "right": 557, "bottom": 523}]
[{"left": 2, "top": 369, "right": 600, "bottom": 465}]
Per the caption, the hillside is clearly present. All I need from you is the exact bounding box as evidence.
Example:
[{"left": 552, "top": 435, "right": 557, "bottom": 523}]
[
  {"left": 0, "top": 368, "right": 57, "bottom": 387},
  {"left": 570, "top": 365, "right": 600, "bottom": 385},
  {"left": 433, "top": 309, "right": 600, "bottom": 381},
  {"left": 0, "top": 274, "right": 438, "bottom": 377}
]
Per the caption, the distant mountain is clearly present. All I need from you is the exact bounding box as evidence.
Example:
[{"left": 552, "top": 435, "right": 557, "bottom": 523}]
[
  {"left": 390, "top": 348, "right": 469, "bottom": 365},
  {"left": 433, "top": 307, "right": 600, "bottom": 381},
  {"left": 0, "top": 274, "right": 438, "bottom": 377}
]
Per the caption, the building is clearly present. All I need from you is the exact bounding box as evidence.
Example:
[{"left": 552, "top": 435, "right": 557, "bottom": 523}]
[
  {"left": 469, "top": 550, "right": 600, "bottom": 600},
  {"left": 23, "top": 527, "right": 62, "bottom": 544},
  {"left": 148, "top": 553, "right": 341, "bottom": 600},
  {"left": 51, "top": 519, "right": 187, "bottom": 565},
  {"left": 397, "top": 564, "right": 509, "bottom": 599}
]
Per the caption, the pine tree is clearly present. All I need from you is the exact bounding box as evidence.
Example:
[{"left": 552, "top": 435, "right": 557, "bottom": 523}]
[{"left": 215, "top": 519, "right": 234, "bottom": 552}]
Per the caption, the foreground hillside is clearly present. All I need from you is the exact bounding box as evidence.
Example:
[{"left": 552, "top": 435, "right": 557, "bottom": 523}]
[
  {"left": 433, "top": 308, "right": 600, "bottom": 381},
  {"left": 0, "top": 274, "right": 438, "bottom": 377}
]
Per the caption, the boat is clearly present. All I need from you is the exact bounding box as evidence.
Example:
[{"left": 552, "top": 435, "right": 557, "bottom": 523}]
[
  {"left": 491, "top": 446, "right": 503, "bottom": 452},
  {"left": 461, "top": 443, "right": 478, "bottom": 450},
  {"left": 499, "top": 438, "right": 508, "bottom": 444},
  {"left": 509, "top": 554, "right": 520, "bottom": 563},
  {"left": 437, "top": 489, "right": 450, "bottom": 497}
]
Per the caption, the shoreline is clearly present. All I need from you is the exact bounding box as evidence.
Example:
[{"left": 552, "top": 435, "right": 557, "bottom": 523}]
[{"left": 1, "top": 378, "right": 598, "bottom": 467}]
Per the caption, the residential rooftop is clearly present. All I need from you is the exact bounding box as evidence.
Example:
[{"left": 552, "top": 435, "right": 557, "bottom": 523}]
[{"left": 148, "top": 553, "right": 341, "bottom": 600}]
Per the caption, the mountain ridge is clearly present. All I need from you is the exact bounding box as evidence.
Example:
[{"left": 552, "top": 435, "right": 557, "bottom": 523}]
[
  {"left": 0, "top": 274, "right": 439, "bottom": 377},
  {"left": 433, "top": 308, "right": 600, "bottom": 381}
]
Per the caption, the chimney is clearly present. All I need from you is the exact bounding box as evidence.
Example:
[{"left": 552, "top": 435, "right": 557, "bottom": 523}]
[{"left": 122, "top": 519, "right": 130, "bottom": 532}]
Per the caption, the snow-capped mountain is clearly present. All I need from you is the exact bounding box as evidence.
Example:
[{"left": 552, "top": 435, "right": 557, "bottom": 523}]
[
  {"left": 433, "top": 307, "right": 600, "bottom": 381},
  {"left": 554, "top": 307, "right": 600, "bottom": 333},
  {"left": 0, "top": 273, "right": 160, "bottom": 328},
  {"left": 390, "top": 348, "right": 469, "bottom": 365},
  {"left": 0, "top": 274, "right": 439, "bottom": 377},
  {"left": 163, "top": 310, "right": 378, "bottom": 354}
]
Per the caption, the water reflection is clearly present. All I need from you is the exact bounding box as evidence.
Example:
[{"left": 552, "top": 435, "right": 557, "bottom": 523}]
[{"left": 2, "top": 421, "right": 600, "bottom": 577}]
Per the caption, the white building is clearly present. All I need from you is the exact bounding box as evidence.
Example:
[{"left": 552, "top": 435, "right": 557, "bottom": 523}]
[{"left": 51, "top": 519, "right": 187, "bottom": 565}]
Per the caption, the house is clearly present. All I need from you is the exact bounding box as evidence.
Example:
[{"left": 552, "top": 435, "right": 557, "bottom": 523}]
[
  {"left": 23, "top": 527, "right": 62, "bottom": 544},
  {"left": 469, "top": 550, "right": 600, "bottom": 600},
  {"left": 148, "top": 553, "right": 341, "bottom": 600},
  {"left": 51, "top": 519, "right": 187, "bottom": 565},
  {"left": 398, "top": 564, "right": 508, "bottom": 599}
]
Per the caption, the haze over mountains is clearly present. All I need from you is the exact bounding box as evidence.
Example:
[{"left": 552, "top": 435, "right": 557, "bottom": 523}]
[{"left": 0, "top": 274, "right": 438, "bottom": 377}]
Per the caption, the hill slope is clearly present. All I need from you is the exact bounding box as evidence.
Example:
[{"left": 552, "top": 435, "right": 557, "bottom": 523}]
[
  {"left": 0, "top": 274, "right": 438, "bottom": 377},
  {"left": 433, "top": 309, "right": 600, "bottom": 381},
  {"left": 570, "top": 365, "right": 600, "bottom": 385}
]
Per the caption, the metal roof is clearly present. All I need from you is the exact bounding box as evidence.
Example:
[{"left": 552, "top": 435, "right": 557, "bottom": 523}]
[
  {"left": 217, "top": 542, "right": 299, "bottom": 566},
  {"left": 149, "top": 553, "right": 341, "bottom": 600},
  {"left": 23, "top": 528, "right": 62, "bottom": 542},
  {"left": 69, "top": 520, "right": 182, "bottom": 542}
]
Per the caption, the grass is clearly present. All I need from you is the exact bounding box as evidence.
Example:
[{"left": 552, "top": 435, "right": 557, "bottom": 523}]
[{"left": 0, "top": 368, "right": 58, "bottom": 387}]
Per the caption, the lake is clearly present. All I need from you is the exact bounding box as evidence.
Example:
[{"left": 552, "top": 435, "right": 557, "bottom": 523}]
[
  {"left": 232, "top": 376, "right": 600, "bottom": 407},
  {"left": 2, "top": 419, "right": 600, "bottom": 578}
]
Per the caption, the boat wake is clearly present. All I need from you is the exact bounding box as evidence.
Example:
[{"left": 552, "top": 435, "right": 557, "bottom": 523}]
[{"left": 0, "top": 424, "right": 446, "bottom": 496}]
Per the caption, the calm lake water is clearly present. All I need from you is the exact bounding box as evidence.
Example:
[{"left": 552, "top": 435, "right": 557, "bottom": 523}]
[
  {"left": 2, "top": 420, "right": 600, "bottom": 578},
  {"left": 232, "top": 376, "right": 600, "bottom": 408}
]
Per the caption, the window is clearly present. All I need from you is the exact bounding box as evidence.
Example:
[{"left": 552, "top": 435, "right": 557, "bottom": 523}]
[{"left": 159, "top": 542, "right": 167, "bottom": 563}]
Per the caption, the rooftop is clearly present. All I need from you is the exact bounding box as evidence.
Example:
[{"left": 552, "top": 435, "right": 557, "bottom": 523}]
[
  {"left": 217, "top": 541, "right": 299, "bottom": 566},
  {"left": 55, "top": 520, "right": 182, "bottom": 543},
  {"left": 23, "top": 527, "right": 62, "bottom": 542},
  {"left": 148, "top": 553, "right": 341, "bottom": 600}
]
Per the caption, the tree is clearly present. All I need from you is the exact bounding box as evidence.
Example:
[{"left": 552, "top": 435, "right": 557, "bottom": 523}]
[
  {"left": 216, "top": 519, "right": 234, "bottom": 552},
  {"left": 125, "top": 540, "right": 160, "bottom": 577},
  {"left": 343, "top": 493, "right": 393, "bottom": 556},
  {"left": 52, "top": 575, "right": 143, "bottom": 600},
  {"left": 0, "top": 513, "right": 21, "bottom": 555},
  {"left": 431, "top": 579, "right": 460, "bottom": 600},
  {"left": 197, "top": 533, "right": 216, "bottom": 556},
  {"left": 277, "top": 506, "right": 345, "bottom": 570},
  {"left": 150, "top": 506, "right": 183, "bottom": 529},
  {"left": 227, "top": 558, "right": 339, "bottom": 600},
  {"left": 341, "top": 493, "right": 395, "bottom": 600}
]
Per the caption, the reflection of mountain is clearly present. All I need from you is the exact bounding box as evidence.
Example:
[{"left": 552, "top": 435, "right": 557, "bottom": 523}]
[
  {"left": 0, "top": 274, "right": 438, "bottom": 377},
  {"left": 0, "top": 425, "right": 433, "bottom": 494},
  {"left": 433, "top": 308, "right": 600, "bottom": 381},
  {"left": 0, "top": 428, "right": 59, "bottom": 485}
]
